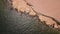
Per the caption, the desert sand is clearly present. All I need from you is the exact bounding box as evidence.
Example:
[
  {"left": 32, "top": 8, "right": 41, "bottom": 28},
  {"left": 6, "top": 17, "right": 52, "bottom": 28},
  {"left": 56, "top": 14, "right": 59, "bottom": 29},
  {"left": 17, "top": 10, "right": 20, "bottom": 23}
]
[{"left": 26, "top": 0, "right": 60, "bottom": 22}]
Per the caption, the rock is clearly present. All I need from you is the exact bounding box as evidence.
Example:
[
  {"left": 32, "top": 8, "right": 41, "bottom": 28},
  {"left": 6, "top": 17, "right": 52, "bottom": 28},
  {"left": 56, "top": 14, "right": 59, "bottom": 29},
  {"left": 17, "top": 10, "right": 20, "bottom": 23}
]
[{"left": 11, "top": 0, "right": 60, "bottom": 29}]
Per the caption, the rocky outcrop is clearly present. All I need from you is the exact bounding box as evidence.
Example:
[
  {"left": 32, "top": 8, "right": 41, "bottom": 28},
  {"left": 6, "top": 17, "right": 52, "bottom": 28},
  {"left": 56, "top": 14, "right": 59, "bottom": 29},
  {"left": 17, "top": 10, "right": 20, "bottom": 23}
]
[{"left": 10, "top": 0, "right": 60, "bottom": 30}]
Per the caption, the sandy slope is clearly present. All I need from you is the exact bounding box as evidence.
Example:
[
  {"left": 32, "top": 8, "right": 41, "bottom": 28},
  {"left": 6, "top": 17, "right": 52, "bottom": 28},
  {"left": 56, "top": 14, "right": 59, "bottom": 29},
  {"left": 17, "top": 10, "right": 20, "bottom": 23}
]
[{"left": 26, "top": 0, "right": 60, "bottom": 22}]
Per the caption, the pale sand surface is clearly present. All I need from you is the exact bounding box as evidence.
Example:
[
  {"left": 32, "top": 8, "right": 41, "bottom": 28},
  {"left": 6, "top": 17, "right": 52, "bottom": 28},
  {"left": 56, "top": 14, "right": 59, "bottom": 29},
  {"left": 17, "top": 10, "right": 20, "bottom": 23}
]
[{"left": 26, "top": 0, "right": 60, "bottom": 22}]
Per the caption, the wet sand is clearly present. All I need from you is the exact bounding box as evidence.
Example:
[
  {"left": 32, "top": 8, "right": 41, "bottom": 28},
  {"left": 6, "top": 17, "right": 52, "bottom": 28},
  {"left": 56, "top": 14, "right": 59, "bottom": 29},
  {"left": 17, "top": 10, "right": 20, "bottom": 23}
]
[{"left": 26, "top": 0, "right": 60, "bottom": 22}]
